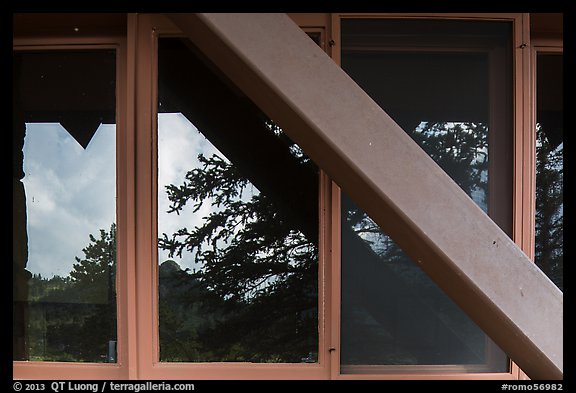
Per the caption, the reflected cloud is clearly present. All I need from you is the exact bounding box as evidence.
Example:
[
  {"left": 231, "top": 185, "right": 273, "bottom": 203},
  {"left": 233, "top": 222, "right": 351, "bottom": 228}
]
[{"left": 22, "top": 123, "right": 116, "bottom": 278}]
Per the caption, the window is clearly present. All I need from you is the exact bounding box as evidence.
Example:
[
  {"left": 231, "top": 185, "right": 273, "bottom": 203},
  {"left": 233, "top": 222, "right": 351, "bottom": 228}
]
[
  {"left": 13, "top": 13, "right": 559, "bottom": 380},
  {"left": 127, "top": 15, "right": 330, "bottom": 379},
  {"left": 156, "top": 38, "right": 320, "bottom": 363},
  {"left": 534, "top": 52, "right": 563, "bottom": 290},
  {"left": 338, "top": 17, "right": 512, "bottom": 375},
  {"left": 13, "top": 50, "right": 118, "bottom": 363}
]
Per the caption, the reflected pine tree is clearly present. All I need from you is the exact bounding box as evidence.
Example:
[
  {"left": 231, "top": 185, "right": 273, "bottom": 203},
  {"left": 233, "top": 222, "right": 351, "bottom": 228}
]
[
  {"left": 411, "top": 122, "right": 488, "bottom": 205},
  {"left": 156, "top": 121, "right": 493, "bottom": 365},
  {"left": 154, "top": 37, "right": 560, "bottom": 367},
  {"left": 155, "top": 37, "right": 320, "bottom": 363},
  {"left": 345, "top": 121, "right": 489, "bottom": 263},
  {"left": 341, "top": 121, "right": 492, "bottom": 365},
  {"left": 535, "top": 124, "right": 563, "bottom": 290},
  {"left": 27, "top": 224, "right": 117, "bottom": 362},
  {"left": 158, "top": 126, "right": 319, "bottom": 363}
]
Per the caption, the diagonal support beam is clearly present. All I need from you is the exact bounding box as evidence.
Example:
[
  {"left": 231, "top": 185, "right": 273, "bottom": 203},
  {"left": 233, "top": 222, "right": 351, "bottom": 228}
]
[{"left": 167, "top": 13, "right": 563, "bottom": 380}]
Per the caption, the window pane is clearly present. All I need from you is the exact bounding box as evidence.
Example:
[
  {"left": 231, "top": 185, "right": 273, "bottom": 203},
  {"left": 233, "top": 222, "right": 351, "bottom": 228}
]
[
  {"left": 13, "top": 51, "right": 117, "bottom": 362},
  {"left": 340, "top": 19, "right": 511, "bottom": 372},
  {"left": 157, "top": 38, "right": 319, "bottom": 363},
  {"left": 535, "top": 54, "right": 563, "bottom": 290}
]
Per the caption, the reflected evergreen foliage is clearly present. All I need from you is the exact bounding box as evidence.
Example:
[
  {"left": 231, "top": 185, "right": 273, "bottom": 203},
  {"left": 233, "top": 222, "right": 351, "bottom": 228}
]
[
  {"left": 345, "top": 121, "right": 489, "bottom": 263},
  {"left": 535, "top": 124, "right": 563, "bottom": 290},
  {"left": 26, "top": 224, "right": 117, "bottom": 362},
  {"left": 158, "top": 128, "right": 318, "bottom": 363},
  {"left": 411, "top": 122, "right": 488, "bottom": 204},
  {"left": 341, "top": 122, "right": 492, "bottom": 365}
]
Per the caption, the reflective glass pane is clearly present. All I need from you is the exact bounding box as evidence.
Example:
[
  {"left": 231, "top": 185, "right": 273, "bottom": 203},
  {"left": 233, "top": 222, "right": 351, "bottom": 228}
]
[
  {"left": 13, "top": 51, "right": 117, "bottom": 362},
  {"left": 535, "top": 54, "right": 563, "bottom": 290},
  {"left": 340, "top": 19, "right": 512, "bottom": 372},
  {"left": 157, "top": 38, "right": 319, "bottom": 363}
]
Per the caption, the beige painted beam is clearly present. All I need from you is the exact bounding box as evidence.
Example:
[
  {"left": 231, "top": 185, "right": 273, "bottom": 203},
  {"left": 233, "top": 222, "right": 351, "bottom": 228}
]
[{"left": 167, "top": 13, "right": 563, "bottom": 380}]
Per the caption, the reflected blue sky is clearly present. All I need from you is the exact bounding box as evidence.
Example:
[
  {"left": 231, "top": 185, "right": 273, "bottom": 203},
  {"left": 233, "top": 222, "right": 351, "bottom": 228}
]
[
  {"left": 157, "top": 112, "right": 261, "bottom": 272},
  {"left": 22, "top": 114, "right": 256, "bottom": 278},
  {"left": 157, "top": 113, "right": 215, "bottom": 271},
  {"left": 22, "top": 123, "right": 116, "bottom": 278},
  {"left": 22, "top": 116, "right": 494, "bottom": 279}
]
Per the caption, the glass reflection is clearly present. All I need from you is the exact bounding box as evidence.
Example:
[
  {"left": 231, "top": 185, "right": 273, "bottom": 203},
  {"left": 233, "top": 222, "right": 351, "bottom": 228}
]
[
  {"left": 157, "top": 38, "right": 319, "bottom": 363},
  {"left": 13, "top": 50, "right": 117, "bottom": 362},
  {"left": 412, "top": 122, "right": 488, "bottom": 211},
  {"left": 535, "top": 54, "right": 563, "bottom": 290},
  {"left": 341, "top": 122, "right": 494, "bottom": 368},
  {"left": 340, "top": 18, "right": 511, "bottom": 372},
  {"left": 21, "top": 123, "right": 117, "bottom": 362}
]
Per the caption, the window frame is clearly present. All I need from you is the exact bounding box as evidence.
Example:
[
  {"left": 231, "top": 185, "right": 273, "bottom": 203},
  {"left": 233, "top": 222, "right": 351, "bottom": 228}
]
[
  {"left": 133, "top": 14, "right": 332, "bottom": 380},
  {"left": 12, "top": 32, "right": 131, "bottom": 380},
  {"left": 12, "top": 12, "right": 544, "bottom": 381},
  {"left": 329, "top": 12, "right": 531, "bottom": 380}
]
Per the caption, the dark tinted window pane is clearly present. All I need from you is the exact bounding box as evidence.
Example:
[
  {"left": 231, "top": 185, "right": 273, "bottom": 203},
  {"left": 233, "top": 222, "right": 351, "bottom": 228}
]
[
  {"left": 157, "top": 38, "right": 319, "bottom": 363},
  {"left": 340, "top": 19, "right": 511, "bottom": 372},
  {"left": 535, "top": 54, "right": 563, "bottom": 290},
  {"left": 13, "top": 51, "right": 117, "bottom": 362}
]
